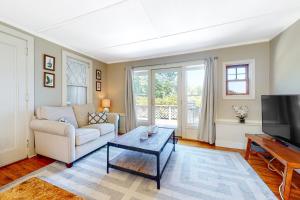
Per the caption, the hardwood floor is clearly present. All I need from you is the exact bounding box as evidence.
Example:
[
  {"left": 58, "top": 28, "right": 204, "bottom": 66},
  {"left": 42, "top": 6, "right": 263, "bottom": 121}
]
[
  {"left": 0, "top": 155, "right": 54, "bottom": 187},
  {"left": 179, "top": 139, "right": 300, "bottom": 200},
  {"left": 1, "top": 140, "right": 300, "bottom": 199}
]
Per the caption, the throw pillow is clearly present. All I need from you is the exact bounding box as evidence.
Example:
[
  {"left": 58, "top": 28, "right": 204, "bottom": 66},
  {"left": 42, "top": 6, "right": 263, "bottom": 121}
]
[{"left": 88, "top": 112, "right": 108, "bottom": 124}]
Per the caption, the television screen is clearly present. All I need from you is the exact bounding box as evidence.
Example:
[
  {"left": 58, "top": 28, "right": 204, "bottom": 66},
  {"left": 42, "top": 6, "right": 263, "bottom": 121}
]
[{"left": 262, "top": 95, "right": 300, "bottom": 147}]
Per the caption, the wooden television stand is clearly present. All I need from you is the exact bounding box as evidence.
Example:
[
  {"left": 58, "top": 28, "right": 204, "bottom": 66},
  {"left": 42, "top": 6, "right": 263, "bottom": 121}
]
[{"left": 245, "top": 134, "right": 300, "bottom": 200}]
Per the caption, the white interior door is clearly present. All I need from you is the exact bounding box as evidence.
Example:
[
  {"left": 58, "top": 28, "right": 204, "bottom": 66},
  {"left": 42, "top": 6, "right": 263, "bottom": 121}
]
[
  {"left": 0, "top": 31, "right": 28, "bottom": 166},
  {"left": 151, "top": 68, "right": 181, "bottom": 136}
]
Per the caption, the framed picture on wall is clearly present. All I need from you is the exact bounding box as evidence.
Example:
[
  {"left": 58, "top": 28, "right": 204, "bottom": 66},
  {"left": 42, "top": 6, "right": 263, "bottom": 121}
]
[
  {"left": 96, "top": 69, "right": 101, "bottom": 80},
  {"left": 96, "top": 81, "right": 101, "bottom": 91},
  {"left": 44, "top": 72, "right": 55, "bottom": 88},
  {"left": 44, "top": 54, "right": 55, "bottom": 71}
]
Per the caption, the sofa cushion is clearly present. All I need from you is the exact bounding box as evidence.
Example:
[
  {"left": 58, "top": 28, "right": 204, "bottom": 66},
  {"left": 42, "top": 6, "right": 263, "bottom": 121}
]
[
  {"left": 75, "top": 128, "right": 100, "bottom": 146},
  {"left": 36, "top": 106, "right": 78, "bottom": 128},
  {"left": 72, "top": 104, "right": 96, "bottom": 127},
  {"left": 84, "top": 123, "right": 114, "bottom": 136}
]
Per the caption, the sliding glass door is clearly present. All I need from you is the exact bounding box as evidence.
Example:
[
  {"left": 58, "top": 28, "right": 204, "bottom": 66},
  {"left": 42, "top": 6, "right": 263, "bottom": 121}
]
[{"left": 133, "top": 62, "right": 205, "bottom": 139}]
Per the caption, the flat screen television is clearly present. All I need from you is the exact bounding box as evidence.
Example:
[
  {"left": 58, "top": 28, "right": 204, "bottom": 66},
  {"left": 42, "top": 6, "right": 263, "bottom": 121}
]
[{"left": 262, "top": 95, "right": 300, "bottom": 147}]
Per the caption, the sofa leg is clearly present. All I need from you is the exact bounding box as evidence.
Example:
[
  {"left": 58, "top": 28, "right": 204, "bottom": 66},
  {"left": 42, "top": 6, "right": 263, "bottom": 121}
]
[{"left": 66, "top": 163, "right": 73, "bottom": 168}]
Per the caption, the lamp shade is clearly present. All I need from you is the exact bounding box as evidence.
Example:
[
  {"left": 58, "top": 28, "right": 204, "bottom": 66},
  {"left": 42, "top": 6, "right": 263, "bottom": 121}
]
[{"left": 102, "top": 99, "right": 111, "bottom": 108}]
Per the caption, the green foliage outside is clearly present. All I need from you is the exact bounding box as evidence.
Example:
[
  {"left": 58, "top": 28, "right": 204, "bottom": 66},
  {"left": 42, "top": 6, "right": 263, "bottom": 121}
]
[
  {"left": 154, "top": 72, "right": 177, "bottom": 99},
  {"left": 133, "top": 73, "right": 148, "bottom": 96},
  {"left": 133, "top": 71, "right": 202, "bottom": 107}
]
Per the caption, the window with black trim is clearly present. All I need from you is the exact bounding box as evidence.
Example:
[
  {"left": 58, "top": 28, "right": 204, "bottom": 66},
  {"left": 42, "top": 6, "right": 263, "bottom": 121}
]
[{"left": 226, "top": 64, "right": 249, "bottom": 95}]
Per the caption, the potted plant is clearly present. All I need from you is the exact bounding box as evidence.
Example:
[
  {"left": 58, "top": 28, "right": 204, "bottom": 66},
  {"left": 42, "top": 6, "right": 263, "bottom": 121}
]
[{"left": 232, "top": 105, "right": 248, "bottom": 123}]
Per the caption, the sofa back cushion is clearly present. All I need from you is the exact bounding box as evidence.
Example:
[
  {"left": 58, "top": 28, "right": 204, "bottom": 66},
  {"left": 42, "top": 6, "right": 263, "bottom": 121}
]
[
  {"left": 36, "top": 106, "right": 78, "bottom": 128},
  {"left": 73, "top": 104, "right": 96, "bottom": 127}
]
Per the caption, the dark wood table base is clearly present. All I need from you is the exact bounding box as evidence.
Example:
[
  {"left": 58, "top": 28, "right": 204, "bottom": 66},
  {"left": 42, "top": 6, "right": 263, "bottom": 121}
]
[{"left": 107, "top": 128, "right": 175, "bottom": 189}]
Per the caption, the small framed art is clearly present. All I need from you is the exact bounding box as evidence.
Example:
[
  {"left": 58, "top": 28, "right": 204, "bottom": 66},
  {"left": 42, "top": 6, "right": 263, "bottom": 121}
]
[
  {"left": 44, "top": 72, "right": 55, "bottom": 88},
  {"left": 96, "top": 81, "right": 101, "bottom": 91},
  {"left": 44, "top": 54, "right": 55, "bottom": 71},
  {"left": 96, "top": 69, "right": 101, "bottom": 80}
]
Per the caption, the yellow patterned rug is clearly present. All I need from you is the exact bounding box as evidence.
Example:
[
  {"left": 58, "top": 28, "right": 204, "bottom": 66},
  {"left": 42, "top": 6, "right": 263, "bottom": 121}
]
[{"left": 0, "top": 177, "right": 83, "bottom": 200}]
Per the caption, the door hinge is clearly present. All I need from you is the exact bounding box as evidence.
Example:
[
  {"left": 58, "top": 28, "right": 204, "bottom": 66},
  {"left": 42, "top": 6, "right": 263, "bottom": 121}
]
[
  {"left": 27, "top": 139, "right": 29, "bottom": 148},
  {"left": 25, "top": 47, "right": 28, "bottom": 56}
]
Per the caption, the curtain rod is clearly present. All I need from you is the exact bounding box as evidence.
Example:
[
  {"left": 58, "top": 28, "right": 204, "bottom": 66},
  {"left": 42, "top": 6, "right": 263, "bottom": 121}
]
[{"left": 130, "top": 56, "right": 218, "bottom": 69}]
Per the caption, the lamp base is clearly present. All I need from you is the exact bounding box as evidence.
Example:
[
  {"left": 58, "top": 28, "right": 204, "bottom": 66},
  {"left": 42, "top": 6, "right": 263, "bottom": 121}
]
[{"left": 103, "top": 107, "right": 110, "bottom": 113}]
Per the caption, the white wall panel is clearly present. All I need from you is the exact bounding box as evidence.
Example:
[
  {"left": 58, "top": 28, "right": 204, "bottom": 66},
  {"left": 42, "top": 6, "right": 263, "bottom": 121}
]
[{"left": 216, "top": 119, "right": 262, "bottom": 149}]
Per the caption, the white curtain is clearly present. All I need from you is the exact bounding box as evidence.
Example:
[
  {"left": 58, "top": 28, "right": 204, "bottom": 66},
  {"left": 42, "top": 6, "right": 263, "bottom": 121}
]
[
  {"left": 67, "top": 86, "right": 87, "bottom": 105},
  {"left": 198, "top": 57, "right": 217, "bottom": 144},
  {"left": 125, "top": 67, "right": 137, "bottom": 132}
]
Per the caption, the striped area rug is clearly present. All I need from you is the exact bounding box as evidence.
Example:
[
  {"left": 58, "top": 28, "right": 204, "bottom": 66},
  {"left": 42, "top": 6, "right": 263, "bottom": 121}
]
[{"left": 0, "top": 145, "right": 276, "bottom": 200}]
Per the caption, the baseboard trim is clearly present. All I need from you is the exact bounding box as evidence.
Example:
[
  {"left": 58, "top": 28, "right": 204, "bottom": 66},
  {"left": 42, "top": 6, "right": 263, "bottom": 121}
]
[
  {"left": 215, "top": 141, "right": 245, "bottom": 149},
  {"left": 28, "top": 154, "right": 37, "bottom": 159}
]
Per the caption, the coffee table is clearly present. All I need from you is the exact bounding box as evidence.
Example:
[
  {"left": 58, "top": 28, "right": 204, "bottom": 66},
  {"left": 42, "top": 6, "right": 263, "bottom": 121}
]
[{"left": 107, "top": 126, "right": 175, "bottom": 189}]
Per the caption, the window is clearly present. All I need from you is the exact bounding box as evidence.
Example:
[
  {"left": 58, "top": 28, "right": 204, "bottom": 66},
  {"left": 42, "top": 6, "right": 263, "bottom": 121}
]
[
  {"left": 66, "top": 57, "right": 89, "bottom": 105},
  {"left": 226, "top": 64, "right": 249, "bottom": 95},
  {"left": 62, "top": 51, "right": 93, "bottom": 106},
  {"left": 133, "top": 70, "right": 150, "bottom": 122},
  {"left": 223, "top": 59, "right": 255, "bottom": 99}
]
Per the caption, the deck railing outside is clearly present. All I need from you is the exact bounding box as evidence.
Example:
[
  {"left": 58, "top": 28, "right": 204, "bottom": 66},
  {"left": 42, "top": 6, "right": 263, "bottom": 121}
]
[{"left": 136, "top": 104, "right": 200, "bottom": 125}]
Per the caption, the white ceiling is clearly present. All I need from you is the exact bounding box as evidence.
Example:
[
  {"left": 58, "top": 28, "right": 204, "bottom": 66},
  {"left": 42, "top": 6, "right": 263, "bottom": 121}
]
[{"left": 0, "top": 0, "right": 300, "bottom": 63}]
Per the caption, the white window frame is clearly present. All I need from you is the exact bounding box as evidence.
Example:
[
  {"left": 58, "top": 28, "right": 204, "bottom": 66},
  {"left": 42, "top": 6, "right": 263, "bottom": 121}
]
[
  {"left": 223, "top": 59, "right": 255, "bottom": 100},
  {"left": 62, "top": 50, "right": 93, "bottom": 106}
]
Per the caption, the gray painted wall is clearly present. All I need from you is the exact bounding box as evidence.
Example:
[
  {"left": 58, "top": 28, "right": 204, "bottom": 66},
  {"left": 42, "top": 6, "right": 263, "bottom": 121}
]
[
  {"left": 270, "top": 19, "right": 300, "bottom": 94},
  {"left": 34, "top": 38, "right": 62, "bottom": 107},
  {"left": 34, "top": 37, "right": 107, "bottom": 109},
  {"left": 107, "top": 42, "right": 270, "bottom": 121}
]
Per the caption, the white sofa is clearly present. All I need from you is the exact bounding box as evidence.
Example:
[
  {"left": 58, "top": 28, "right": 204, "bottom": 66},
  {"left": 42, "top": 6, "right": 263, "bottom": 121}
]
[{"left": 30, "top": 104, "right": 119, "bottom": 167}]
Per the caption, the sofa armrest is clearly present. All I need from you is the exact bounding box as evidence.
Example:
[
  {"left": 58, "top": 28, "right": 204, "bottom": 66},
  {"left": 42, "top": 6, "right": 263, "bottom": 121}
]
[
  {"left": 30, "top": 119, "right": 75, "bottom": 137},
  {"left": 107, "top": 113, "right": 119, "bottom": 136},
  {"left": 31, "top": 119, "right": 76, "bottom": 164}
]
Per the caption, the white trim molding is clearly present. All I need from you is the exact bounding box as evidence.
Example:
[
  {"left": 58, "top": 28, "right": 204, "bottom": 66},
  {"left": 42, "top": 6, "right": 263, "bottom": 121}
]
[
  {"left": 215, "top": 119, "right": 261, "bottom": 126},
  {"left": 62, "top": 50, "right": 93, "bottom": 106},
  {"left": 222, "top": 59, "right": 255, "bottom": 100}
]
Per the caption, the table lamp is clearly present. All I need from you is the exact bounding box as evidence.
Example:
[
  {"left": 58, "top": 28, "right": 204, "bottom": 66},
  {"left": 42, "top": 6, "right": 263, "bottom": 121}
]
[{"left": 102, "top": 99, "right": 111, "bottom": 113}]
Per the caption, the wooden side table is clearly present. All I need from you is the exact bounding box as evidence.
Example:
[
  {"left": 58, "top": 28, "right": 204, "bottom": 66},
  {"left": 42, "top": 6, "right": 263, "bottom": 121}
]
[{"left": 245, "top": 134, "right": 300, "bottom": 200}]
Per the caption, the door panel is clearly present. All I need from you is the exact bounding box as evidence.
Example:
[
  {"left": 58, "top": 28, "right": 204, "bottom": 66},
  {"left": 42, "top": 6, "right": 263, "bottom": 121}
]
[
  {"left": 182, "top": 65, "right": 205, "bottom": 139},
  {"left": 133, "top": 70, "right": 151, "bottom": 126},
  {"left": 152, "top": 68, "right": 181, "bottom": 136},
  {"left": 0, "top": 32, "right": 28, "bottom": 166}
]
